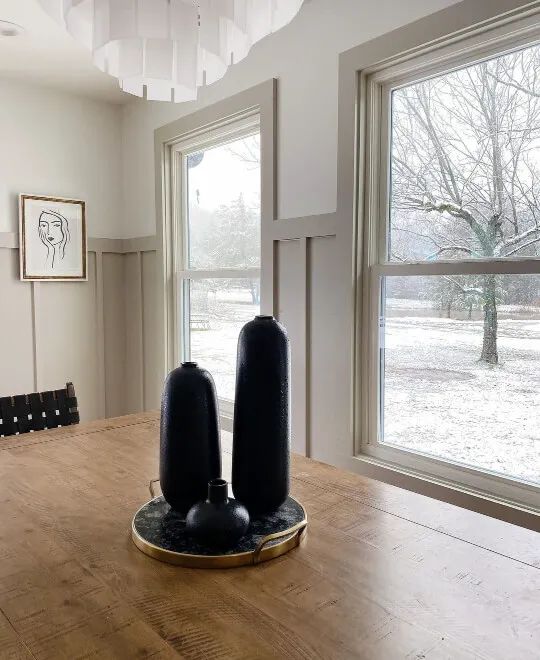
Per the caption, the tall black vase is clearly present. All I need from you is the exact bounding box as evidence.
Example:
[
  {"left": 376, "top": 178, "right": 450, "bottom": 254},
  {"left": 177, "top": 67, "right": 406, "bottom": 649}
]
[
  {"left": 160, "top": 361, "right": 221, "bottom": 515},
  {"left": 232, "top": 315, "right": 290, "bottom": 514}
]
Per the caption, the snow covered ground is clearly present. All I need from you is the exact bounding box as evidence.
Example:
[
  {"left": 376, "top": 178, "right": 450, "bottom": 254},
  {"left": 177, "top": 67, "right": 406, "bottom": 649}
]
[
  {"left": 384, "top": 302, "right": 540, "bottom": 485},
  {"left": 191, "top": 289, "right": 539, "bottom": 485},
  {"left": 190, "top": 287, "right": 258, "bottom": 401}
]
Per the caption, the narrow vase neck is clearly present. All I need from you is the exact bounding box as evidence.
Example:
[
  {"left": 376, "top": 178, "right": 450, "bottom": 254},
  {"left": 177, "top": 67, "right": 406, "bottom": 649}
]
[{"left": 207, "top": 478, "right": 228, "bottom": 504}]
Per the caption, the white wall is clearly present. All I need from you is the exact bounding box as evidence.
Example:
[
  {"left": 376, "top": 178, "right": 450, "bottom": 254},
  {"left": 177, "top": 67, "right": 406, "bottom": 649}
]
[
  {"left": 120, "top": 0, "right": 460, "bottom": 238},
  {"left": 0, "top": 79, "right": 124, "bottom": 421},
  {"left": 0, "top": 79, "right": 122, "bottom": 236}
]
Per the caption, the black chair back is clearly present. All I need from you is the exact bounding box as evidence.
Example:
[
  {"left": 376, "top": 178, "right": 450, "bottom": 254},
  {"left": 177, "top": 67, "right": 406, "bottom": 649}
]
[{"left": 0, "top": 382, "right": 79, "bottom": 437}]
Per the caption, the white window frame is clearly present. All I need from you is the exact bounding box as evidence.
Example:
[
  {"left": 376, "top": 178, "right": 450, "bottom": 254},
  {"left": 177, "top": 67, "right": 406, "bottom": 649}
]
[
  {"left": 359, "top": 12, "right": 540, "bottom": 512},
  {"left": 170, "top": 113, "right": 261, "bottom": 411}
]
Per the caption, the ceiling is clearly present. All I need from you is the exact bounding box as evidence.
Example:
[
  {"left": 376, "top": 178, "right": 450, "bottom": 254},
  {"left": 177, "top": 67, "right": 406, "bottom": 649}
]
[{"left": 0, "top": 0, "right": 128, "bottom": 103}]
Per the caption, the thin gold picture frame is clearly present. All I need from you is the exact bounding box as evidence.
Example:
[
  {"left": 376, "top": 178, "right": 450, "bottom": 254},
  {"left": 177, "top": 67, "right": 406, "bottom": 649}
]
[{"left": 19, "top": 194, "right": 87, "bottom": 281}]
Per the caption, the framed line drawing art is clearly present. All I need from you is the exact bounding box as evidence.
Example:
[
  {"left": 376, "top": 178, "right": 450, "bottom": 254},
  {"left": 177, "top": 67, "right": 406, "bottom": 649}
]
[{"left": 19, "top": 194, "right": 87, "bottom": 281}]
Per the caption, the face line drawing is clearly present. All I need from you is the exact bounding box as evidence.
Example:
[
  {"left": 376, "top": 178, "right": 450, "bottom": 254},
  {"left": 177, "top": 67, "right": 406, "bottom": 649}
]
[{"left": 38, "top": 209, "right": 70, "bottom": 269}]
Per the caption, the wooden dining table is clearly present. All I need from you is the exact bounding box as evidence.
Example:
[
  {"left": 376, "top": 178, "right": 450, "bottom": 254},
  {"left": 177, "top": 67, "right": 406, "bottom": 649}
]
[{"left": 0, "top": 412, "right": 538, "bottom": 659}]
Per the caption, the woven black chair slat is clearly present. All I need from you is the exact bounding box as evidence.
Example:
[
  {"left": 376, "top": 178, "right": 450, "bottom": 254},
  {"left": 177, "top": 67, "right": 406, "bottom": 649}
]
[
  {"left": 28, "top": 392, "right": 46, "bottom": 431},
  {"left": 1, "top": 398, "right": 12, "bottom": 416},
  {"left": 41, "top": 391, "right": 58, "bottom": 427},
  {"left": 13, "top": 395, "right": 30, "bottom": 417},
  {"left": 12, "top": 395, "right": 31, "bottom": 433},
  {"left": 0, "top": 397, "right": 17, "bottom": 437},
  {"left": 0, "top": 420, "right": 17, "bottom": 436},
  {"left": 0, "top": 396, "right": 14, "bottom": 419},
  {"left": 65, "top": 389, "right": 80, "bottom": 423},
  {"left": 42, "top": 391, "right": 56, "bottom": 411},
  {"left": 54, "top": 389, "right": 70, "bottom": 426}
]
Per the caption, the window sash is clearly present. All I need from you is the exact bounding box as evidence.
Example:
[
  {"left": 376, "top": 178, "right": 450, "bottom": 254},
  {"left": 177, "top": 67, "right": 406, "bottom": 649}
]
[
  {"left": 364, "top": 271, "right": 540, "bottom": 511},
  {"left": 171, "top": 116, "right": 262, "bottom": 393},
  {"left": 359, "top": 15, "right": 540, "bottom": 512},
  {"left": 177, "top": 268, "right": 260, "bottom": 280}
]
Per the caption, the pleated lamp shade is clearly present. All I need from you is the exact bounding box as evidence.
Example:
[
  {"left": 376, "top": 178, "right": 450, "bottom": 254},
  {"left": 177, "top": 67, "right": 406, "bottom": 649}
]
[{"left": 39, "top": 0, "right": 304, "bottom": 102}]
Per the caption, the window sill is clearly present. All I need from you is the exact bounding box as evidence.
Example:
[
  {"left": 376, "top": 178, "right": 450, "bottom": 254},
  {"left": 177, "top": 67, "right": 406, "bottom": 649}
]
[{"left": 352, "top": 452, "right": 540, "bottom": 532}]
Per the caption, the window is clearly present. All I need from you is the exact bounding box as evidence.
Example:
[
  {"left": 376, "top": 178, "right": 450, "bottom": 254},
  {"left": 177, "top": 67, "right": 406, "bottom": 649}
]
[
  {"left": 174, "top": 119, "right": 261, "bottom": 403},
  {"left": 361, "top": 35, "right": 540, "bottom": 508}
]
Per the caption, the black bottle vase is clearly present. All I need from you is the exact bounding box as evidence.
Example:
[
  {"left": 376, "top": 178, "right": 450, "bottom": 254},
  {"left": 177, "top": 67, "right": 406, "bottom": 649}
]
[
  {"left": 159, "top": 362, "right": 221, "bottom": 515},
  {"left": 186, "top": 479, "right": 250, "bottom": 549},
  {"left": 232, "top": 315, "right": 290, "bottom": 514}
]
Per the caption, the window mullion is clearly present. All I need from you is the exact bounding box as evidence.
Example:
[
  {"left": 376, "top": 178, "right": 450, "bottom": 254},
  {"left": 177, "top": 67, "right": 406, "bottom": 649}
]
[
  {"left": 373, "top": 258, "right": 540, "bottom": 277},
  {"left": 178, "top": 268, "right": 261, "bottom": 280}
]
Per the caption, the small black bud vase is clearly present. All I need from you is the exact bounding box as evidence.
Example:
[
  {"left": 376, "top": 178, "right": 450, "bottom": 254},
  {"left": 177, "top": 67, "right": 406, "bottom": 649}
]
[
  {"left": 186, "top": 479, "right": 250, "bottom": 549},
  {"left": 232, "top": 315, "right": 290, "bottom": 514},
  {"left": 159, "top": 362, "right": 221, "bottom": 515}
]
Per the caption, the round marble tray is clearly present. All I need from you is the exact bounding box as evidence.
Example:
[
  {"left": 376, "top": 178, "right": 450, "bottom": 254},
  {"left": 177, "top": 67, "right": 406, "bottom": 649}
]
[{"left": 132, "top": 495, "right": 307, "bottom": 568}]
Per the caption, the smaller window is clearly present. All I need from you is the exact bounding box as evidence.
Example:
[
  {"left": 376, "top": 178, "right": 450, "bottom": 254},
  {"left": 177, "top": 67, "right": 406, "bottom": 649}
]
[{"left": 177, "top": 126, "right": 261, "bottom": 402}]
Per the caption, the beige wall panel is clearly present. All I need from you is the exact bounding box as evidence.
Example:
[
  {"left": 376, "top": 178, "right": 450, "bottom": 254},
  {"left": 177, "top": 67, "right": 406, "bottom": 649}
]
[
  {"left": 275, "top": 239, "right": 306, "bottom": 455},
  {"left": 142, "top": 250, "right": 162, "bottom": 411},
  {"left": 124, "top": 252, "right": 143, "bottom": 413},
  {"left": 34, "top": 252, "right": 99, "bottom": 422},
  {"left": 0, "top": 249, "right": 35, "bottom": 397},
  {"left": 103, "top": 253, "right": 126, "bottom": 418},
  {"left": 308, "top": 236, "right": 343, "bottom": 463}
]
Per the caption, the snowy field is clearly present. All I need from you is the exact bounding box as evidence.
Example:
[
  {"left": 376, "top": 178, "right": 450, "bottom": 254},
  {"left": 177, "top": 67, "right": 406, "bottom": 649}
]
[
  {"left": 384, "top": 300, "right": 540, "bottom": 484},
  {"left": 190, "top": 288, "right": 258, "bottom": 401},
  {"left": 191, "top": 290, "right": 539, "bottom": 485}
]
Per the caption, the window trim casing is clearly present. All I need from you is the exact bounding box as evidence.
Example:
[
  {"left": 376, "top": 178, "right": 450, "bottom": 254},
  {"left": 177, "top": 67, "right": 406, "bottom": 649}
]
[
  {"left": 155, "top": 80, "right": 277, "bottom": 428},
  {"left": 357, "top": 10, "right": 540, "bottom": 513}
]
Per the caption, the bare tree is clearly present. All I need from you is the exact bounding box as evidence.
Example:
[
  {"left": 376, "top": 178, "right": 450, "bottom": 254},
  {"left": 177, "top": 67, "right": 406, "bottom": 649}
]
[
  {"left": 391, "top": 47, "right": 540, "bottom": 363},
  {"left": 224, "top": 134, "right": 260, "bottom": 169}
]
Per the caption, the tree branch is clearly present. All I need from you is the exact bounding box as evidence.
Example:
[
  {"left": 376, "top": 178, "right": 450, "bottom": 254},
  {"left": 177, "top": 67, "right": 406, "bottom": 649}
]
[
  {"left": 488, "top": 73, "right": 540, "bottom": 98},
  {"left": 503, "top": 235, "right": 540, "bottom": 256},
  {"left": 496, "top": 226, "right": 540, "bottom": 254},
  {"left": 427, "top": 246, "right": 474, "bottom": 259}
]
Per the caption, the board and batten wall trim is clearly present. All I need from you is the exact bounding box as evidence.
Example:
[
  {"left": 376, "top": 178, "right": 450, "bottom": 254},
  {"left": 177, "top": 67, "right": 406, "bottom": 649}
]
[{"left": 0, "top": 231, "right": 158, "bottom": 422}]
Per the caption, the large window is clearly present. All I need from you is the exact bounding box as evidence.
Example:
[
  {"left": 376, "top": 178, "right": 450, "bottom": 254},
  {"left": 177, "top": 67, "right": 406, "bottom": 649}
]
[
  {"left": 362, "top": 35, "right": 540, "bottom": 508},
  {"left": 175, "top": 120, "right": 261, "bottom": 403}
]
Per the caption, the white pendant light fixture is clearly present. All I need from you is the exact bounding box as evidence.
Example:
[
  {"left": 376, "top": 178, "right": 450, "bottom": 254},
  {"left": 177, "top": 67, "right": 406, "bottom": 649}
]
[{"left": 39, "top": 0, "right": 304, "bottom": 102}]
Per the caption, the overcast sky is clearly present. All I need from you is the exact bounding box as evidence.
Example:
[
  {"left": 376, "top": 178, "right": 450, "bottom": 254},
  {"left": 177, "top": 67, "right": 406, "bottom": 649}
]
[{"left": 187, "top": 135, "right": 260, "bottom": 213}]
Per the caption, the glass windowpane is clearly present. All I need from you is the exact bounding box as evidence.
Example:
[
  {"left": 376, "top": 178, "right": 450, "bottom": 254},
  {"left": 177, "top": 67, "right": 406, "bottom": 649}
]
[
  {"left": 381, "top": 273, "right": 540, "bottom": 484},
  {"left": 186, "top": 134, "right": 260, "bottom": 269},
  {"left": 187, "top": 278, "right": 260, "bottom": 401},
  {"left": 389, "top": 44, "right": 540, "bottom": 262}
]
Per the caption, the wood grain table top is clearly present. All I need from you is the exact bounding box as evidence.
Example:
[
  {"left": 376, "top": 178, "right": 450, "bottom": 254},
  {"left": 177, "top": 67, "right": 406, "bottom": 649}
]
[{"left": 0, "top": 412, "right": 538, "bottom": 659}]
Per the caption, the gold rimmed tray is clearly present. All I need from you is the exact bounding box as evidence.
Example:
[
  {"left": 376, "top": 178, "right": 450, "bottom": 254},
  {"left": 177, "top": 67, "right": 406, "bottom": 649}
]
[{"left": 131, "top": 494, "right": 307, "bottom": 568}]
